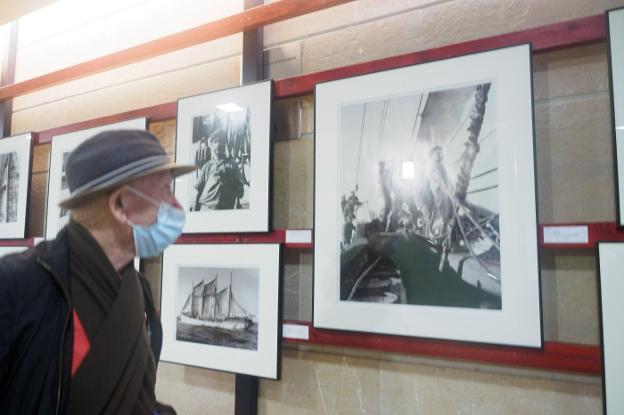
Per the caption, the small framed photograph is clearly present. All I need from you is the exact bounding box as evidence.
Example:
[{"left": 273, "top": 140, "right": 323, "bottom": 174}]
[
  {"left": 174, "top": 80, "right": 273, "bottom": 233},
  {"left": 0, "top": 134, "right": 33, "bottom": 239},
  {"left": 608, "top": 7, "right": 624, "bottom": 226},
  {"left": 45, "top": 118, "right": 148, "bottom": 238},
  {"left": 160, "top": 243, "right": 281, "bottom": 379},
  {"left": 597, "top": 242, "right": 624, "bottom": 414},
  {"left": 314, "top": 44, "right": 541, "bottom": 347}
]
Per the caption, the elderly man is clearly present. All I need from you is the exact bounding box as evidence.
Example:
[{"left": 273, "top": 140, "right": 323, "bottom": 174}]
[{"left": 0, "top": 130, "right": 194, "bottom": 415}]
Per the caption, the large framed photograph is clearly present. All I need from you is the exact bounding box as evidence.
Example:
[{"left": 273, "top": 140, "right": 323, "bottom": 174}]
[
  {"left": 160, "top": 243, "right": 281, "bottom": 379},
  {"left": 597, "top": 242, "right": 624, "bottom": 414},
  {"left": 45, "top": 118, "right": 148, "bottom": 238},
  {"left": 0, "top": 134, "right": 33, "bottom": 239},
  {"left": 314, "top": 44, "right": 541, "bottom": 347},
  {"left": 174, "top": 81, "right": 273, "bottom": 233},
  {"left": 608, "top": 8, "right": 624, "bottom": 226}
]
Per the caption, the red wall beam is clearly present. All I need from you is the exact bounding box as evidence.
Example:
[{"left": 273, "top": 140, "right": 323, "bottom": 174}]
[
  {"left": 283, "top": 321, "right": 601, "bottom": 374},
  {"left": 0, "top": 0, "right": 354, "bottom": 101}
]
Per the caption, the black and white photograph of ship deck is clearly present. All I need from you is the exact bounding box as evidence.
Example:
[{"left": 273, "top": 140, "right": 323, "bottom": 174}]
[
  {"left": 176, "top": 266, "right": 259, "bottom": 350},
  {"left": 339, "top": 82, "right": 501, "bottom": 309}
]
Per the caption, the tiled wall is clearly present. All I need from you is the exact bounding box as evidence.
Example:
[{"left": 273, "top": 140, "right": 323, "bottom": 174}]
[{"left": 13, "top": 0, "right": 624, "bottom": 413}]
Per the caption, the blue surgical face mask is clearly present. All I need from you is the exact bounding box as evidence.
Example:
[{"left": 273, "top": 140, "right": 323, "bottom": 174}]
[{"left": 125, "top": 186, "right": 185, "bottom": 258}]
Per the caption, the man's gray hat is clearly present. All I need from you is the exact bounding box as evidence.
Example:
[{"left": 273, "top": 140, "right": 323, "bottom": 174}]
[{"left": 59, "top": 129, "right": 195, "bottom": 208}]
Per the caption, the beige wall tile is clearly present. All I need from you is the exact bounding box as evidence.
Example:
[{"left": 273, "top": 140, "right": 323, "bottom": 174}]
[
  {"left": 31, "top": 143, "right": 50, "bottom": 174},
  {"left": 150, "top": 119, "right": 177, "bottom": 155},
  {"left": 535, "top": 94, "right": 614, "bottom": 223},
  {"left": 540, "top": 252, "right": 559, "bottom": 342},
  {"left": 260, "top": 350, "right": 380, "bottom": 415},
  {"left": 27, "top": 172, "right": 47, "bottom": 237},
  {"left": 272, "top": 138, "right": 313, "bottom": 229},
  {"left": 533, "top": 43, "right": 609, "bottom": 101},
  {"left": 11, "top": 56, "right": 240, "bottom": 134},
  {"left": 379, "top": 359, "right": 601, "bottom": 415},
  {"left": 553, "top": 253, "right": 600, "bottom": 344},
  {"left": 264, "top": 0, "right": 444, "bottom": 48},
  {"left": 155, "top": 363, "right": 235, "bottom": 415},
  {"left": 298, "top": 0, "right": 624, "bottom": 75},
  {"left": 273, "top": 97, "right": 302, "bottom": 141}
]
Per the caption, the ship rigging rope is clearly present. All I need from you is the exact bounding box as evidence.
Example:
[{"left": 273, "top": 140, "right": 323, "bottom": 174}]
[
  {"left": 478, "top": 128, "right": 496, "bottom": 144},
  {"left": 466, "top": 184, "right": 498, "bottom": 195},
  {"left": 230, "top": 293, "right": 249, "bottom": 316},
  {"left": 471, "top": 167, "right": 497, "bottom": 180},
  {"left": 447, "top": 111, "right": 472, "bottom": 147},
  {"left": 347, "top": 256, "right": 383, "bottom": 301},
  {"left": 451, "top": 196, "right": 500, "bottom": 281},
  {"left": 377, "top": 99, "right": 389, "bottom": 148},
  {"left": 355, "top": 103, "right": 367, "bottom": 188},
  {"left": 410, "top": 94, "right": 425, "bottom": 141}
]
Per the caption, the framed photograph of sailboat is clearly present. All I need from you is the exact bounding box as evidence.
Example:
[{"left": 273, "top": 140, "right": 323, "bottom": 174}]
[
  {"left": 45, "top": 117, "right": 148, "bottom": 239},
  {"left": 160, "top": 243, "right": 281, "bottom": 379},
  {"left": 174, "top": 80, "right": 273, "bottom": 233},
  {"left": 0, "top": 133, "right": 33, "bottom": 239},
  {"left": 314, "top": 44, "right": 542, "bottom": 347},
  {"left": 607, "top": 7, "right": 624, "bottom": 227}
]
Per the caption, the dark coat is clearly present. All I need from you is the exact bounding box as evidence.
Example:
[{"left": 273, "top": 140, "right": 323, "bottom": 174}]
[
  {"left": 0, "top": 228, "right": 163, "bottom": 415},
  {"left": 0, "top": 228, "right": 73, "bottom": 415}
]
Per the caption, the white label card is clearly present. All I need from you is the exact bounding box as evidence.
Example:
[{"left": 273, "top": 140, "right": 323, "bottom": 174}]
[
  {"left": 282, "top": 324, "right": 310, "bottom": 340},
  {"left": 285, "top": 230, "right": 312, "bottom": 244},
  {"left": 542, "top": 226, "right": 589, "bottom": 244}
]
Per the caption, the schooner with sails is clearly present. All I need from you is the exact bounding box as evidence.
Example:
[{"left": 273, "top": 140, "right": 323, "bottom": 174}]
[{"left": 179, "top": 273, "right": 254, "bottom": 331}]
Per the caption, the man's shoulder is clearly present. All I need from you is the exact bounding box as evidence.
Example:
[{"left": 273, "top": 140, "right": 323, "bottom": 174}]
[
  {"left": 0, "top": 246, "right": 41, "bottom": 276},
  {"left": 0, "top": 236, "right": 69, "bottom": 290}
]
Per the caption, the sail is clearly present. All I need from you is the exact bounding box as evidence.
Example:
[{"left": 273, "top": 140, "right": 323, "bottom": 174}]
[
  {"left": 200, "top": 277, "right": 217, "bottom": 321},
  {"left": 181, "top": 293, "right": 192, "bottom": 316},
  {"left": 191, "top": 281, "right": 204, "bottom": 319},
  {"left": 229, "top": 292, "right": 250, "bottom": 319},
  {"left": 204, "top": 278, "right": 217, "bottom": 296},
  {"left": 214, "top": 286, "right": 230, "bottom": 320},
  {"left": 201, "top": 295, "right": 216, "bottom": 320}
]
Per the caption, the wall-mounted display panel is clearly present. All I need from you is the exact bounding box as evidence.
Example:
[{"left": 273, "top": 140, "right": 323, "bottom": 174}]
[
  {"left": 608, "top": 8, "right": 624, "bottom": 226},
  {"left": 45, "top": 118, "right": 148, "bottom": 239},
  {"left": 314, "top": 44, "right": 542, "bottom": 347},
  {"left": 175, "top": 81, "right": 273, "bottom": 233},
  {"left": 160, "top": 243, "right": 281, "bottom": 379},
  {"left": 597, "top": 242, "right": 624, "bottom": 414},
  {"left": 0, "top": 134, "right": 33, "bottom": 239}
]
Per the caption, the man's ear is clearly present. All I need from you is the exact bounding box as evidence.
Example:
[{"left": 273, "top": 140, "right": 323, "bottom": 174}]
[{"left": 108, "top": 187, "right": 128, "bottom": 224}]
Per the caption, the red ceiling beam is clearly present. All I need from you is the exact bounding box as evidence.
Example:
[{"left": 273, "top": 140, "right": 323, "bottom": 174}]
[{"left": 0, "top": 0, "right": 354, "bottom": 101}]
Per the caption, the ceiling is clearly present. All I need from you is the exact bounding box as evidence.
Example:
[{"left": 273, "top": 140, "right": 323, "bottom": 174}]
[{"left": 0, "top": 0, "right": 58, "bottom": 25}]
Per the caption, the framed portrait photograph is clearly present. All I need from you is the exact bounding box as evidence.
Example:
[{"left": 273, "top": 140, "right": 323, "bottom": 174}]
[
  {"left": 314, "top": 44, "right": 542, "bottom": 347},
  {"left": 160, "top": 243, "right": 281, "bottom": 379},
  {"left": 174, "top": 80, "right": 273, "bottom": 233},
  {"left": 597, "top": 242, "right": 624, "bottom": 414},
  {"left": 45, "top": 118, "right": 148, "bottom": 239},
  {"left": 0, "top": 134, "right": 33, "bottom": 239},
  {"left": 608, "top": 7, "right": 624, "bottom": 226}
]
